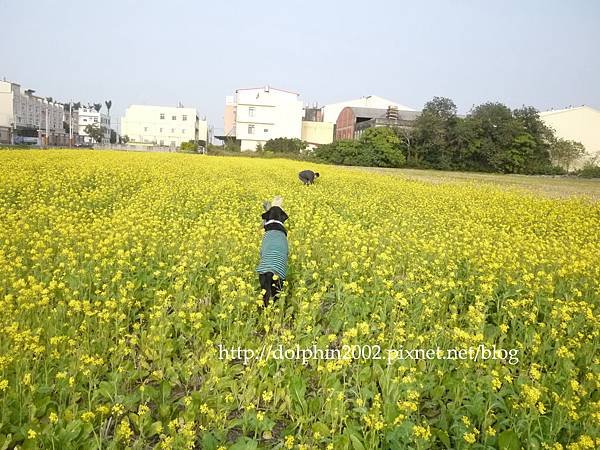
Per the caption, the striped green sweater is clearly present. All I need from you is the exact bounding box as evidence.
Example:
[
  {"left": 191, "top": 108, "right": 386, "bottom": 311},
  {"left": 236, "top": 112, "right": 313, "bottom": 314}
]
[{"left": 256, "top": 230, "right": 288, "bottom": 279}]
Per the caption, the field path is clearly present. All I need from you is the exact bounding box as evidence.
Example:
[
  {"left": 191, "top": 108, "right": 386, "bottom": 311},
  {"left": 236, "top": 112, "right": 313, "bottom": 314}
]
[{"left": 348, "top": 166, "right": 600, "bottom": 200}]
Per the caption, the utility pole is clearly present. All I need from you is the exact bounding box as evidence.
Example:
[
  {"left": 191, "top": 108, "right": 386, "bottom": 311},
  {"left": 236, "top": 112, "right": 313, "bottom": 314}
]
[
  {"left": 69, "top": 101, "right": 73, "bottom": 147},
  {"left": 45, "top": 101, "right": 49, "bottom": 147},
  {"left": 38, "top": 102, "right": 42, "bottom": 147}
]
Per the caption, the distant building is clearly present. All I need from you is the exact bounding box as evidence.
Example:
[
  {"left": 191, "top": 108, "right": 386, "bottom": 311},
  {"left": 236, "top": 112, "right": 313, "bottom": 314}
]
[
  {"left": 0, "top": 79, "right": 68, "bottom": 145},
  {"left": 223, "top": 95, "right": 236, "bottom": 139},
  {"left": 322, "top": 95, "right": 416, "bottom": 125},
  {"left": 300, "top": 104, "right": 333, "bottom": 149},
  {"left": 78, "top": 106, "right": 111, "bottom": 144},
  {"left": 540, "top": 106, "right": 600, "bottom": 168},
  {"left": 354, "top": 107, "right": 420, "bottom": 139},
  {"left": 336, "top": 106, "right": 419, "bottom": 140},
  {"left": 301, "top": 121, "right": 334, "bottom": 149},
  {"left": 219, "top": 90, "right": 418, "bottom": 150},
  {"left": 303, "top": 105, "right": 324, "bottom": 122},
  {"left": 120, "top": 104, "right": 207, "bottom": 148},
  {"left": 220, "top": 86, "right": 304, "bottom": 151},
  {"left": 0, "top": 125, "right": 9, "bottom": 144}
]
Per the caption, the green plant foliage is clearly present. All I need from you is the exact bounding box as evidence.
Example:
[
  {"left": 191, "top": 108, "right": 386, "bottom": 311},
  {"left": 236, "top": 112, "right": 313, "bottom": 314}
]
[
  {"left": 179, "top": 140, "right": 199, "bottom": 153},
  {"left": 263, "top": 138, "right": 307, "bottom": 154}
]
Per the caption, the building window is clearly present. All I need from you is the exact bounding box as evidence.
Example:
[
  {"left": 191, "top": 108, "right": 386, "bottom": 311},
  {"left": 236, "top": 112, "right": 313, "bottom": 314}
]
[
  {"left": 144, "top": 127, "right": 148, "bottom": 132},
  {"left": 171, "top": 128, "right": 175, "bottom": 133},
  {"left": 93, "top": 118, "right": 98, "bottom": 123},
  {"left": 182, "top": 115, "right": 187, "bottom": 121},
  {"left": 249, "top": 107, "right": 255, "bottom": 117},
  {"left": 248, "top": 124, "right": 255, "bottom": 134},
  {"left": 159, "top": 128, "right": 163, "bottom": 132},
  {"left": 182, "top": 129, "right": 185, "bottom": 134},
  {"left": 160, "top": 113, "right": 165, "bottom": 119},
  {"left": 264, "top": 128, "right": 268, "bottom": 132},
  {"left": 172, "top": 115, "right": 176, "bottom": 120}
]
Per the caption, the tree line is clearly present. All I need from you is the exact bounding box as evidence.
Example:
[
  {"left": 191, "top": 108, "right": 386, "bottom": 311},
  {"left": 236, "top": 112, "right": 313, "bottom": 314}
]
[{"left": 313, "top": 97, "right": 586, "bottom": 174}]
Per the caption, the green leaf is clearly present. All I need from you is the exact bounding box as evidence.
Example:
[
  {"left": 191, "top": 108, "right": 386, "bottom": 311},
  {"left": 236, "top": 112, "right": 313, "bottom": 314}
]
[
  {"left": 349, "top": 433, "right": 366, "bottom": 450},
  {"left": 333, "top": 434, "right": 350, "bottom": 449},
  {"left": 312, "top": 422, "right": 330, "bottom": 436},
  {"left": 160, "top": 380, "right": 172, "bottom": 399},
  {"left": 158, "top": 404, "right": 171, "bottom": 419},
  {"left": 290, "top": 375, "right": 307, "bottom": 413},
  {"left": 58, "top": 420, "right": 83, "bottom": 444},
  {"left": 96, "top": 381, "right": 114, "bottom": 401},
  {"left": 34, "top": 396, "right": 53, "bottom": 417},
  {"left": 434, "top": 429, "right": 450, "bottom": 449},
  {"left": 431, "top": 385, "right": 445, "bottom": 400},
  {"left": 0, "top": 434, "right": 12, "bottom": 450},
  {"left": 498, "top": 430, "right": 521, "bottom": 450},
  {"left": 148, "top": 421, "right": 163, "bottom": 437},
  {"left": 21, "top": 439, "right": 38, "bottom": 450},
  {"left": 229, "top": 437, "right": 258, "bottom": 450},
  {"left": 200, "top": 432, "right": 218, "bottom": 450},
  {"left": 358, "top": 366, "right": 371, "bottom": 383}
]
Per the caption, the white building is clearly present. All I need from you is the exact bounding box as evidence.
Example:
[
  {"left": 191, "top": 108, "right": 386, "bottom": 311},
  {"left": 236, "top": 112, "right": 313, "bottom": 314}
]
[
  {"left": 321, "top": 95, "right": 416, "bottom": 124},
  {"left": 121, "top": 104, "right": 207, "bottom": 148},
  {"left": 0, "top": 79, "right": 67, "bottom": 145},
  {"left": 227, "top": 86, "right": 304, "bottom": 151},
  {"left": 540, "top": 106, "right": 600, "bottom": 169},
  {"left": 78, "top": 106, "right": 111, "bottom": 144}
]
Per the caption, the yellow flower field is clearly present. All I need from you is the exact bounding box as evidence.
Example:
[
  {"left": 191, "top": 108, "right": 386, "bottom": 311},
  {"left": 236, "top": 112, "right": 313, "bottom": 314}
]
[{"left": 0, "top": 149, "right": 599, "bottom": 449}]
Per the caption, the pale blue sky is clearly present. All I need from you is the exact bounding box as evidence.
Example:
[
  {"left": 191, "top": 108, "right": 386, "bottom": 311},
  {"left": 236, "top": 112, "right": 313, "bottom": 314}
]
[{"left": 1, "top": 0, "right": 598, "bottom": 134}]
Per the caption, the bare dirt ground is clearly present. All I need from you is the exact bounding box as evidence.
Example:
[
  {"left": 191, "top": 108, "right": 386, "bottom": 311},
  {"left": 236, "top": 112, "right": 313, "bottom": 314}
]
[{"left": 347, "top": 166, "right": 600, "bottom": 201}]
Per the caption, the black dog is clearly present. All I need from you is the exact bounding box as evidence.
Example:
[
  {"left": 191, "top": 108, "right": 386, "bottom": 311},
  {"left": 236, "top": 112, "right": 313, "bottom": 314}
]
[{"left": 256, "top": 196, "right": 289, "bottom": 307}]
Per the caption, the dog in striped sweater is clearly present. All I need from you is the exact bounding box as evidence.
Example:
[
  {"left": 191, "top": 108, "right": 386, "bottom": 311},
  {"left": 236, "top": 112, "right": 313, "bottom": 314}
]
[{"left": 257, "top": 196, "right": 289, "bottom": 307}]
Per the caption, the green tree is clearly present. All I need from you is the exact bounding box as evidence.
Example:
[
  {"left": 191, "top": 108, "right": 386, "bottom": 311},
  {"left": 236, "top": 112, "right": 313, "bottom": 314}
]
[
  {"left": 179, "top": 140, "right": 198, "bottom": 153},
  {"left": 263, "top": 137, "right": 307, "bottom": 154},
  {"left": 412, "top": 97, "right": 458, "bottom": 168},
  {"left": 464, "top": 102, "right": 518, "bottom": 172},
  {"left": 314, "top": 140, "right": 364, "bottom": 166},
  {"left": 577, "top": 161, "right": 600, "bottom": 178},
  {"left": 105, "top": 100, "right": 112, "bottom": 138},
  {"left": 462, "top": 103, "right": 559, "bottom": 174},
  {"left": 359, "top": 127, "right": 405, "bottom": 167},
  {"left": 448, "top": 116, "right": 481, "bottom": 170},
  {"left": 512, "top": 106, "right": 555, "bottom": 172},
  {"left": 314, "top": 128, "right": 405, "bottom": 168},
  {"left": 549, "top": 139, "right": 585, "bottom": 171},
  {"left": 84, "top": 124, "right": 105, "bottom": 143},
  {"left": 224, "top": 140, "right": 241, "bottom": 152}
]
